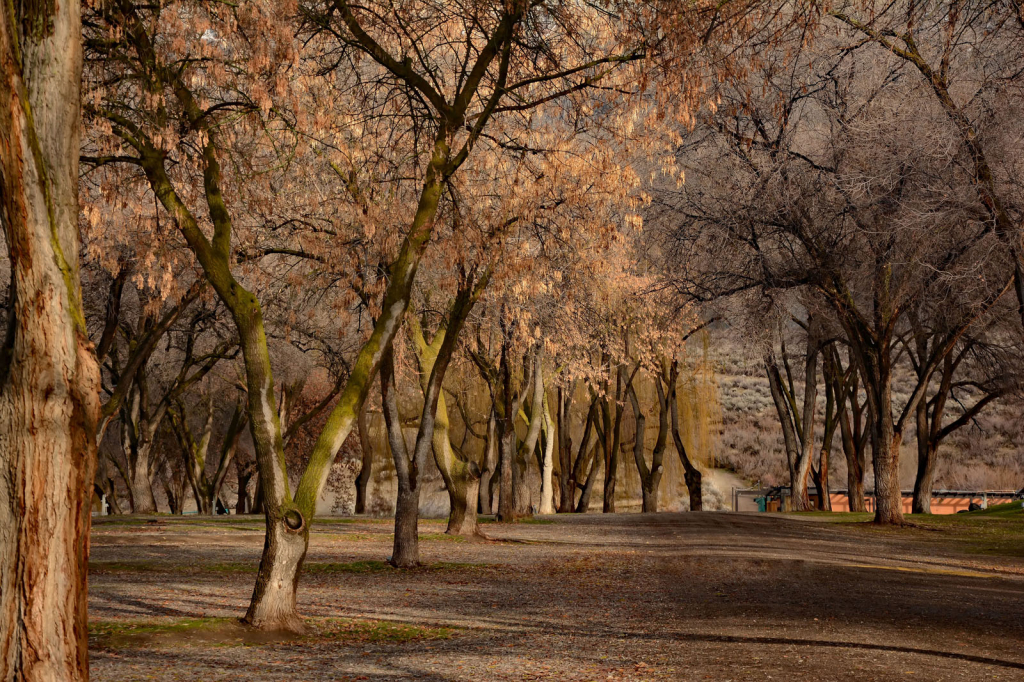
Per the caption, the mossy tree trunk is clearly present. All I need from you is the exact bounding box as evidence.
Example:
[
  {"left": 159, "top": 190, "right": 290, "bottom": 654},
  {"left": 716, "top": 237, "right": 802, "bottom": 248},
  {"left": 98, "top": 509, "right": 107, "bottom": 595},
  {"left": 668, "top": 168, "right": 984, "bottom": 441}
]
[
  {"left": 355, "top": 400, "right": 374, "bottom": 514},
  {"left": 385, "top": 273, "right": 487, "bottom": 564},
  {"left": 171, "top": 396, "right": 247, "bottom": 515},
  {"left": 477, "top": 408, "right": 498, "bottom": 514},
  {"left": 0, "top": 2, "right": 101, "bottom": 679},
  {"left": 410, "top": 306, "right": 488, "bottom": 536}
]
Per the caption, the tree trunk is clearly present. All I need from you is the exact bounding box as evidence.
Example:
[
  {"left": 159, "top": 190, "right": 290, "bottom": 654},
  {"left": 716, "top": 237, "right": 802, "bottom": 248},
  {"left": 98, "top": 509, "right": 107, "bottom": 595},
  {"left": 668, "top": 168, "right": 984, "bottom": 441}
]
[
  {"left": 0, "top": 0, "right": 100, "bottom": 678},
  {"left": 513, "top": 348, "right": 545, "bottom": 516},
  {"left": 912, "top": 398, "right": 935, "bottom": 514},
  {"left": 766, "top": 356, "right": 800, "bottom": 510},
  {"left": 812, "top": 448, "right": 831, "bottom": 511},
  {"left": 232, "top": 303, "right": 306, "bottom": 631},
  {"left": 410, "top": 319, "right": 481, "bottom": 535},
  {"left": 556, "top": 387, "right": 582, "bottom": 513},
  {"left": 355, "top": 400, "right": 373, "bottom": 514},
  {"left": 496, "top": 341, "right": 516, "bottom": 521},
  {"left": 872, "top": 413, "right": 905, "bottom": 525},
  {"left": 125, "top": 441, "right": 157, "bottom": 513},
  {"left": 391, "top": 484, "right": 421, "bottom": 568},
  {"left": 575, "top": 441, "right": 602, "bottom": 513},
  {"left": 539, "top": 395, "right": 556, "bottom": 515},
  {"left": 601, "top": 399, "right": 618, "bottom": 513},
  {"left": 243, "top": 510, "right": 308, "bottom": 633},
  {"left": 432, "top": 418, "right": 480, "bottom": 536},
  {"left": 791, "top": 331, "right": 820, "bottom": 511},
  {"left": 496, "top": 420, "right": 516, "bottom": 520},
  {"left": 670, "top": 372, "right": 702, "bottom": 511},
  {"left": 838, "top": 396, "right": 867, "bottom": 512},
  {"left": 478, "top": 409, "right": 497, "bottom": 514}
]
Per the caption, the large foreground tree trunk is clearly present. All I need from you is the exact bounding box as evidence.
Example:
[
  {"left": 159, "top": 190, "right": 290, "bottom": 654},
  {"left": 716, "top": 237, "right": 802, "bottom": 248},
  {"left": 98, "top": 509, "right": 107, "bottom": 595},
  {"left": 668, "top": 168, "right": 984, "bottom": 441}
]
[{"left": 0, "top": 2, "right": 101, "bottom": 679}]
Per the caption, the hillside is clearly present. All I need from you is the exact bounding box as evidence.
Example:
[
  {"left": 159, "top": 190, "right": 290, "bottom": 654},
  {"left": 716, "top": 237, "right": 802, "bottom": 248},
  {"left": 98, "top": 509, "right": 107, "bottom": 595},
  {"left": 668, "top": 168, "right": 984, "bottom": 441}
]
[{"left": 709, "top": 337, "right": 1024, "bottom": 493}]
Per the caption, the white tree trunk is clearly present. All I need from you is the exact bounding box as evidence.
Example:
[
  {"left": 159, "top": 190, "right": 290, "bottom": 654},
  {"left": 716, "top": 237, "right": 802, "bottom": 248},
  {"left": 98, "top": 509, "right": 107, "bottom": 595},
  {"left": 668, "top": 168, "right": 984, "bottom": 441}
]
[{"left": 539, "top": 393, "right": 555, "bottom": 514}]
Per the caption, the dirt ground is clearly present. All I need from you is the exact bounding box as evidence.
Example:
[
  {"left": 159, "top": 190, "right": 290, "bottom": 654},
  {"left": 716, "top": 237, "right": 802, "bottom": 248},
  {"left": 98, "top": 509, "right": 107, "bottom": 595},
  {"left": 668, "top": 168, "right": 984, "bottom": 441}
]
[{"left": 88, "top": 511, "right": 1024, "bottom": 681}]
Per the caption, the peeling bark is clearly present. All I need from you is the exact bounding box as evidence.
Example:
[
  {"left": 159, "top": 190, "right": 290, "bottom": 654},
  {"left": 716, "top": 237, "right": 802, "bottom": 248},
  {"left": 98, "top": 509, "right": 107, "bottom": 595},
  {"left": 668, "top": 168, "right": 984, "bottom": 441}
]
[{"left": 0, "top": 1, "right": 100, "bottom": 678}]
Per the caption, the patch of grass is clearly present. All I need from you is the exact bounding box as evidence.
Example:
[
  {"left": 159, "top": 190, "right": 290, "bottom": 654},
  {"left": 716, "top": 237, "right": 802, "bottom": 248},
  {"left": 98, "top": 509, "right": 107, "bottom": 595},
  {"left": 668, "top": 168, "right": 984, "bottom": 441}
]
[
  {"left": 783, "top": 512, "right": 875, "bottom": 523},
  {"left": 419, "top": 532, "right": 466, "bottom": 542},
  {"left": 90, "top": 617, "right": 455, "bottom": 649},
  {"left": 306, "top": 560, "right": 391, "bottom": 574},
  {"left": 964, "top": 501, "right": 1024, "bottom": 517},
  {"left": 94, "top": 559, "right": 490, "bottom": 575},
  {"left": 315, "top": 618, "right": 455, "bottom": 643},
  {"left": 90, "top": 617, "right": 232, "bottom": 639},
  {"left": 786, "top": 505, "right": 1024, "bottom": 557}
]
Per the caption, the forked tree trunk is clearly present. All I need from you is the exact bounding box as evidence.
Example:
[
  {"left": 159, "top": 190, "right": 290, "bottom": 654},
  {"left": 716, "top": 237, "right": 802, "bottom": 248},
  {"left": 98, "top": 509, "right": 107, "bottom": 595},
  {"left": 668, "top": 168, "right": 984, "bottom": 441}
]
[
  {"left": 575, "top": 441, "right": 602, "bottom": 513},
  {"left": 669, "top": 369, "right": 702, "bottom": 511},
  {"left": 478, "top": 409, "right": 497, "bottom": 514},
  {"left": 0, "top": 1, "right": 101, "bottom": 678},
  {"left": 837, "top": 374, "right": 869, "bottom": 512},
  {"left": 385, "top": 275, "right": 485, "bottom": 562},
  {"left": 567, "top": 401, "right": 598, "bottom": 512},
  {"left": 792, "top": 335, "right": 820, "bottom": 511},
  {"left": 512, "top": 348, "right": 545, "bottom": 516},
  {"left": 233, "top": 304, "right": 307, "bottom": 632},
  {"left": 411, "top": 319, "right": 481, "bottom": 535},
  {"left": 355, "top": 400, "right": 374, "bottom": 514},
  {"left": 629, "top": 371, "right": 668, "bottom": 514}
]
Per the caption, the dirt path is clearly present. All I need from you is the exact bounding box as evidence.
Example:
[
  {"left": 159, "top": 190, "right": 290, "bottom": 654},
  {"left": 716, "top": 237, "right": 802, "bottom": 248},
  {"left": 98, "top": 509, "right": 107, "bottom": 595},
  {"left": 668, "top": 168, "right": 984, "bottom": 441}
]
[{"left": 88, "top": 512, "right": 1024, "bottom": 680}]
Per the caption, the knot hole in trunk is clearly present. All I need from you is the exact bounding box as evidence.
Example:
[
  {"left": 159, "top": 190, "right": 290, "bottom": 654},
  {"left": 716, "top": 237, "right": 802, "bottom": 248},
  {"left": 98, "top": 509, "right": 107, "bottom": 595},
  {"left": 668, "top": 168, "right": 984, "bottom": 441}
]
[{"left": 284, "top": 509, "right": 304, "bottom": 532}]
